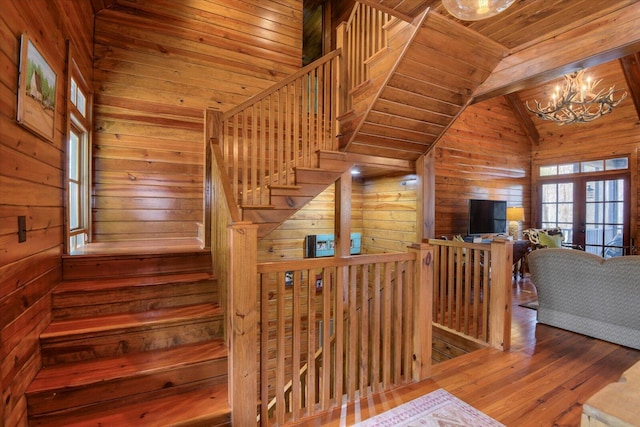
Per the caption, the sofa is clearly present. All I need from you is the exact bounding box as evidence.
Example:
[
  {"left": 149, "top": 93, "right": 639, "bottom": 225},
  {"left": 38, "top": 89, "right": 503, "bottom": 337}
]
[{"left": 528, "top": 248, "right": 640, "bottom": 350}]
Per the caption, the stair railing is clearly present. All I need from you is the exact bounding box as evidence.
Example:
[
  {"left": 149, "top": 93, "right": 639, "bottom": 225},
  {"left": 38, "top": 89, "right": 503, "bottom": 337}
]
[
  {"left": 257, "top": 244, "right": 432, "bottom": 425},
  {"left": 337, "top": 2, "right": 392, "bottom": 104},
  {"left": 206, "top": 51, "right": 341, "bottom": 210},
  {"left": 428, "top": 238, "right": 513, "bottom": 351}
]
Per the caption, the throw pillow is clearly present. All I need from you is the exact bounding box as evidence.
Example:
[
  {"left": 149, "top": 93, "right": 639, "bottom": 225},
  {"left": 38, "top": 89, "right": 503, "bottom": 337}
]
[{"left": 538, "top": 231, "right": 562, "bottom": 248}]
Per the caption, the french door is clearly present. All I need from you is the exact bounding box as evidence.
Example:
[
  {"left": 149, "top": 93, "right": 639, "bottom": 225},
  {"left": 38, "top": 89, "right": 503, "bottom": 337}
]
[{"left": 539, "top": 173, "right": 630, "bottom": 257}]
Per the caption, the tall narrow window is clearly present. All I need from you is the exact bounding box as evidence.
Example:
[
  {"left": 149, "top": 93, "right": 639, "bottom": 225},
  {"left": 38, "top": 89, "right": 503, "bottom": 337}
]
[{"left": 66, "top": 52, "right": 92, "bottom": 253}]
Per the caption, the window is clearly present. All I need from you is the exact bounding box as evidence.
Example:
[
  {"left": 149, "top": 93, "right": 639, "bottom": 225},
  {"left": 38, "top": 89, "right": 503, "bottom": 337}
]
[
  {"left": 66, "top": 52, "right": 92, "bottom": 253},
  {"left": 537, "top": 157, "right": 630, "bottom": 257}
]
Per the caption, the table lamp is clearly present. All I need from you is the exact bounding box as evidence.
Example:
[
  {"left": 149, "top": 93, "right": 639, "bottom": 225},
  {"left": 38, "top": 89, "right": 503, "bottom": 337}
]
[{"left": 507, "top": 207, "right": 524, "bottom": 239}]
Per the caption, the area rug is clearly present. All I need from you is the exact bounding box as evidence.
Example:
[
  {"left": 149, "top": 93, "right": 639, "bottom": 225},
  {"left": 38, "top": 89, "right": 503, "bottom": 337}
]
[
  {"left": 518, "top": 300, "right": 539, "bottom": 310},
  {"left": 353, "top": 388, "right": 504, "bottom": 426}
]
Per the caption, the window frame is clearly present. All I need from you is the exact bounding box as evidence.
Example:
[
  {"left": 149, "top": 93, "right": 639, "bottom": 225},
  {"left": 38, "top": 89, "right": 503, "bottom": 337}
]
[
  {"left": 64, "top": 44, "right": 92, "bottom": 254},
  {"left": 533, "top": 154, "right": 636, "bottom": 255}
]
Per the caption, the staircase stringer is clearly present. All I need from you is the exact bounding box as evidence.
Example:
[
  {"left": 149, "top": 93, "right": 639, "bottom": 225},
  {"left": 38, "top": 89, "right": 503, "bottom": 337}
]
[{"left": 339, "top": 6, "right": 432, "bottom": 153}]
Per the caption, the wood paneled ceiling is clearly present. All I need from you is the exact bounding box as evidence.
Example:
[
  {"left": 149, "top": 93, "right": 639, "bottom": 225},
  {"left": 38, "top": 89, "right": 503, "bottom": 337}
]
[
  {"left": 91, "top": 0, "right": 640, "bottom": 173},
  {"left": 362, "top": 0, "right": 638, "bottom": 52}
]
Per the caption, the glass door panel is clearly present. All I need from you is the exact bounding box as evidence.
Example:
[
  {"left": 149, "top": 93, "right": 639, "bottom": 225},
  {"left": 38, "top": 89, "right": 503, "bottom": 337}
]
[
  {"left": 584, "top": 178, "right": 625, "bottom": 258},
  {"left": 540, "top": 182, "right": 574, "bottom": 243}
]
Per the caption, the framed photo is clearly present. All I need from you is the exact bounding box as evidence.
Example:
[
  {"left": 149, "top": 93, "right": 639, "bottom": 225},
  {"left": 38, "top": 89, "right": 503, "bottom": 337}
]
[
  {"left": 285, "top": 271, "right": 294, "bottom": 287},
  {"left": 17, "top": 33, "right": 57, "bottom": 142}
]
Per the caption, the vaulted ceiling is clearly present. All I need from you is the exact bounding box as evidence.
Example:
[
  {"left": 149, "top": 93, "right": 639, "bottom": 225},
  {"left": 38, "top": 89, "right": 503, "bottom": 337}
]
[
  {"left": 91, "top": 0, "right": 640, "bottom": 162},
  {"left": 361, "top": 0, "right": 640, "bottom": 122}
]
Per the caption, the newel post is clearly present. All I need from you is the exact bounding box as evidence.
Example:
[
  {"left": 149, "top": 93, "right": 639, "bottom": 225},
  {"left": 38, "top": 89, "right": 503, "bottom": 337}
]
[
  {"left": 335, "top": 21, "right": 349, "bottom": 115},
  {"left": 228, "top": 221, "right": 258, "bottom": 426},
  {"left": 489, "top": 239, "right": 513, "bottom": 351},
  {"left": 409, "top": 242, "right": 433, "bottom": 381}
]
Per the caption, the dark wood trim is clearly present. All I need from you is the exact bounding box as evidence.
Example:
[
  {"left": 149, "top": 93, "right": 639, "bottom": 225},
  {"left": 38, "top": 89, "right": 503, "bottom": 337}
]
[
  {"left": 504, "top": 93, "right": 539, "bottom": 146},
  {"left": 620, "top": 53, "right": 640, "bottom": 122}
]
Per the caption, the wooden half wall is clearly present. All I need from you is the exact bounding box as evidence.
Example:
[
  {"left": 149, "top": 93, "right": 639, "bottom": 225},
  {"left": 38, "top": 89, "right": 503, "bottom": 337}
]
[{"left": 91, "top": 0, "right": 303, "bottom": 242}]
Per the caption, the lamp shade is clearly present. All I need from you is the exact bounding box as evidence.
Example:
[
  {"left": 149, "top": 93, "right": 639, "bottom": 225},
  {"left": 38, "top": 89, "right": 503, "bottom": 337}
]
[
  {"left": 507, "top": 207, "right": 525, "bottom": 222},
  {"left": 442, "top": 0, "right": 516, "bottom": 21}
]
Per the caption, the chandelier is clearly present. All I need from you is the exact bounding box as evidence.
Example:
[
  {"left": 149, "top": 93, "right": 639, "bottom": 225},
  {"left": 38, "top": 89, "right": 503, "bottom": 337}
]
[
  {"left": 441, "top": 0, "right": 516, "bottom": 21},
  {"left": 525, "top": 69, "right": 628, "bottom": 125}
]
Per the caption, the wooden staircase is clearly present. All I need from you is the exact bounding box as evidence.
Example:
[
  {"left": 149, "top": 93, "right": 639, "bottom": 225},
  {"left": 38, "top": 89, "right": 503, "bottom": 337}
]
[
  {"left": 338, "top": 6, "right": 507, "bottom": 161},
  {"left": 242, "top": 150, "right": 357, "bottom": 238},
  {"left": 26, "top": 250, "right": 231, "bottom": 427}
]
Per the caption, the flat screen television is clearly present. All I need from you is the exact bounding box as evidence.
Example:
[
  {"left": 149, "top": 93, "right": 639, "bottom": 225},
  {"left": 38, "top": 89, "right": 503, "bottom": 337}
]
[{"left": 468, "top": 199, "right": 507, "bottom": 236}]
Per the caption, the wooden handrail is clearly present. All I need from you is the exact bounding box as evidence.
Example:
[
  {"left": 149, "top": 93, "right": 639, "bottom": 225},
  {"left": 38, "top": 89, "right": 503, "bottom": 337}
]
[
  {"left": 257, "top": 248, "right": 430, "bottom": 425},
  {"left": 224, "top": 50, "right": 341, "bottom": 119},
  {"left": 337, "top": 2, "right": 391, "bottom": 94},
  {"left": 428, "top": 238, "right": 512, "bottom": 350},
  {"left": 213, "top": 50, "right": 342, "bottom": 208}
]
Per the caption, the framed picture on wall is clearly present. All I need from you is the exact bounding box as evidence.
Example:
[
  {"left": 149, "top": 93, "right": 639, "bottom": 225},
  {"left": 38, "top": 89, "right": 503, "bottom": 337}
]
[{"left": 17, "top": 33, "right": 57, "bottom": 142}]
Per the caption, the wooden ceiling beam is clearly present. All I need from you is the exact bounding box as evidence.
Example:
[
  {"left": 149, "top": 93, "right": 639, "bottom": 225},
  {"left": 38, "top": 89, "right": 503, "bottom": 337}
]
[
  {"left": 473, "top": 2, "right": 640, "bottom": 103},
  {"left": 91, "top": 0, "right": 118, "bottom": 15},
  {"left": 504, "top": 93, "right": 539, "bottom": 146},
  {"left": 620, "top": 53, "right": 640, "bottom": 122},
  {"left": 358, "top": 0, "right": 434, "bottom": 22}
]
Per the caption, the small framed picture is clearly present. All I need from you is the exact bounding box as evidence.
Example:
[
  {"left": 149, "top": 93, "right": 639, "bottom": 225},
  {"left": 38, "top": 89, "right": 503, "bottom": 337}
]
[
  {"left": 285, "top": 271, "right": 294, "bottom": 287},
  {"left": 17, "top": 33, "right": 57, "bottom": 142}
]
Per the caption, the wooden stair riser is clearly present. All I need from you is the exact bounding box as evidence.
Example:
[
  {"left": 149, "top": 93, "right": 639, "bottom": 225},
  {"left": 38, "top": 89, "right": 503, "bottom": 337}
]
[
  {"left": 27, "top": 358, "right": 227, "bottom": 416},
  {"left": 270, "top": 183, "right": 331, "bottom": 197},
  {"left": 62, "top": 252, "right": 212, "bottom": 280},
  {"left": 52, "top": 279, "right": 217, "bottom": 320},
  {"left": 294, "top": 167, "right": 347, "bottom": 185},
  {"left": 41, "top": 316, "right": 224, "bottom": 366}
]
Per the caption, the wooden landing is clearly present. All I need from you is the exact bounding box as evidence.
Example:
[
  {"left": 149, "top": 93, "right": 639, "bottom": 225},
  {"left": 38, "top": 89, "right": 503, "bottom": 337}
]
[{"left": 68, "top": 238, "right": 205, "bottom": 255}]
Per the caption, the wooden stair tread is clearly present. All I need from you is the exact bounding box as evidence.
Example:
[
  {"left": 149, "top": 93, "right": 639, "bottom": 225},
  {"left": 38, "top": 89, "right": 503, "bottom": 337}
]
[
  {"left": 34, "top": 383, "right": 231, "bottom": 427},
  {"left": 54, "top": 272, "right": 214, "bottom": 293},
  {"left": 27, "top": 340, "right": 227, "bottom": 394},
  {"left": 42, "top": 303, "right": 222, "bottom": 339}
]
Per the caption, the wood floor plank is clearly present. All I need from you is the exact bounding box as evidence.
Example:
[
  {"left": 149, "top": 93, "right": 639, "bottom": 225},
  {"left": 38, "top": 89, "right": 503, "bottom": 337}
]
[{"left": 291, "top": 276, "right": 640, "bottom": 426}]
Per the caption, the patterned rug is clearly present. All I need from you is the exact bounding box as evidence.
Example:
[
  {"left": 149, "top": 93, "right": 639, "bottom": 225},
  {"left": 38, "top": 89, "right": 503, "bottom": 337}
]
[
  {"left": 518, "top": 300, "right": 539, "bottom": 310},
  {"left": 353, "top": 388, "right": 504, "bottom": 426}
]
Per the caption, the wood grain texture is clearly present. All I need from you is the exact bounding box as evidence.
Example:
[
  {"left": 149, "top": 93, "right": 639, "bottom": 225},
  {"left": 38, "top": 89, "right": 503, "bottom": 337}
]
[
  {"left": 0, "top": 1, "right": 94, "bottom": 426},
  {"left": 290, "top": 277, "right": 640, "bottom": 426},
  {"left": 92, "top": 0, "right": 303, "bottom": 242},
  {"left": 434, "top": 96, "right": 532, "bottom": 238}
]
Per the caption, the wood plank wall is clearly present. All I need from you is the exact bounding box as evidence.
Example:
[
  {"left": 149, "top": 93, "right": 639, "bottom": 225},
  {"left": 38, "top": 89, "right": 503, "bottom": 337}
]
[
  {"left": 361, "top": 174, "right": 418, "bottom": 253},
  {"left": 0, "top": 1, "right": 94, "bottom": 425},
  {"left": 258, "top": 182, "right": 364, "bottom": 261},
  {"left": 257, "top": 172, "right": 418, "bottom": 261},
  {"left": 92, "top": 0, "right": 303, "bottom": 242},
  {"left": 433, "top": 96, "right": 532, "bottom": 238},
  {"left": 521, "top": 60, "right": 640, "bottom": 239}
]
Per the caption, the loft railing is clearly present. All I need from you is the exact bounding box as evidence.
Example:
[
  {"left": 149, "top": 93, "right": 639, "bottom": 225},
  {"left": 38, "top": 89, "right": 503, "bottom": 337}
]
[
  {"left": 428, "top": 239, "right": 513, "bottom": 350},
  {"left": 338, "top": 2, "right": 391, "bottom": 97},
  {"left": 206, "top": 51, "right": 341, "bottom": 209},
  {"left": 256, "top": 245, "right": 432, "bottom": 425}
]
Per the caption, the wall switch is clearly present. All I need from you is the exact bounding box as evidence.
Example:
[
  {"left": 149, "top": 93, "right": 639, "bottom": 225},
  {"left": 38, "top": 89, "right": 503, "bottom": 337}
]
[{"left": 18, "top": 216, "right": 26, "bottom": 243}]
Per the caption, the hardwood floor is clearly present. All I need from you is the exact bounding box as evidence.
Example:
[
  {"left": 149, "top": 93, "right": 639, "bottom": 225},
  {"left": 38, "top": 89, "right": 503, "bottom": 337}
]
[
  {"left": 294, "top": 276, "right": 640, "bottom": 426},
  {"left": 68, "top": 238, "right": 204, "bottom": 255}
]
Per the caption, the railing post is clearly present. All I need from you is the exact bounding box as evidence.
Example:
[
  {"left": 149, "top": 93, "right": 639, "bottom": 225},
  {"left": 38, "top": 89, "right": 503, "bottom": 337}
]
[
  {"left": 409, "top": 242, "right": 433, "bottom": 381},
  {"left": 489, "top": 239, "right": 513, "bottom": 351},
  {"left": 335, "top": 21, "right": 349, "bottom": 115},
  {"left": 228, "top": 221, "right": 258, "bottom": 426}
]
